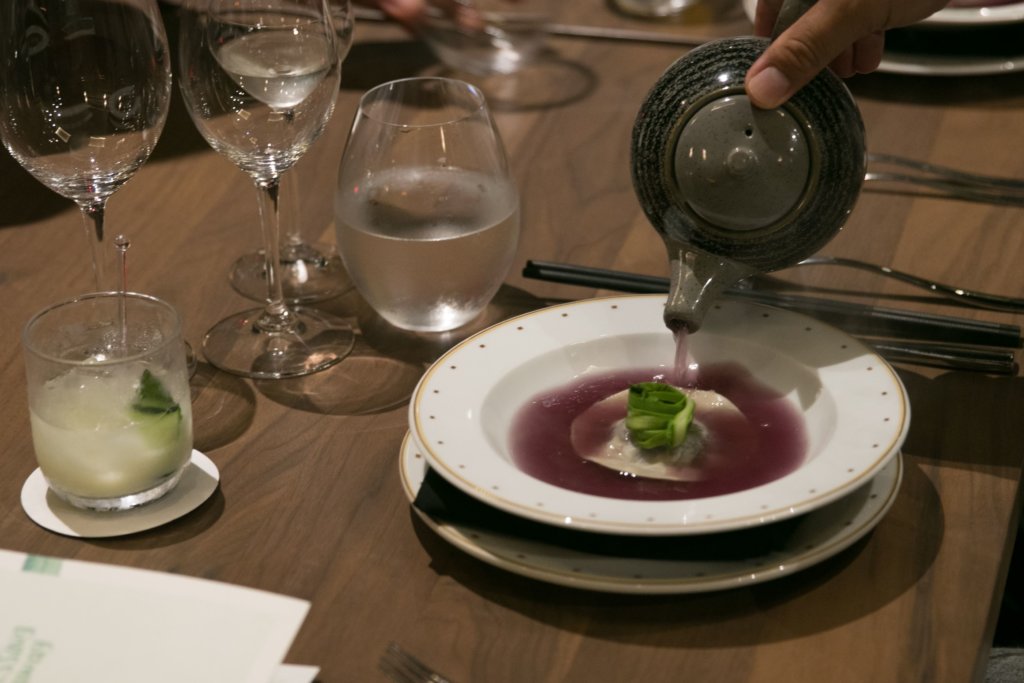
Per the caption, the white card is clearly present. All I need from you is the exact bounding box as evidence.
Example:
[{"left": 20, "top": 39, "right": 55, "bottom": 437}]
[{"left": 0, "top": 549, "right": 310, "bottom": 683}]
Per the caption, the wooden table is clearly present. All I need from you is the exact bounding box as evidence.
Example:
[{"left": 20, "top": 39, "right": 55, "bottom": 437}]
[{"left": 2, "top": 2, "right": 1022, "bottom": 681}]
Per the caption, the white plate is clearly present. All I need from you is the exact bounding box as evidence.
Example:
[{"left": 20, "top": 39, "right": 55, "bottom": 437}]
[
  {"left": 742, "top": 0, "right": 1024, "bottom": 29},
  {"left": 400, "top": 433, "right": 903, "bottom": 594},
  {"left": 21, "top": 450, "right": 219, "bottom": 538},
  {"left": 409, "top": 295, "right": 909, "bottom": 536},
  {"left": 877, "top": 48, "right": 1024, "bottom": 75},
  {"left": 924, "top": 1, "right": 1024, "bottom": 28},
  {"left": 741, "top": 0, "right": 1024, "bottom": 75}
]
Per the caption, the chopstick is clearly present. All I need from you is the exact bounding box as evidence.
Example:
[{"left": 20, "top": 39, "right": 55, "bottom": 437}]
[
  {"left": 523, "top": 260, "right": 1022, "bottom": 347},
  {"left": 536, "top": 23, "right": 709, "bottom": 47},
  {"left": 352, "top": 7, "right": 710, "bottom": 47},
  {"left": 522, "top": 260, "right": 1021, "bottom": 374},
  {"left": 729, "top": 289, "right": 1023, "bottom": 349},
  {"left": 865, "top": 340, "right": 1016, "bottom": 375}
]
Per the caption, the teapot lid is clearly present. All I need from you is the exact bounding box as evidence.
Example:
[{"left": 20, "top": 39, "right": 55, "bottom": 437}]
[{"left": 631, "top": 37, "right": 866, "bottom": 273}]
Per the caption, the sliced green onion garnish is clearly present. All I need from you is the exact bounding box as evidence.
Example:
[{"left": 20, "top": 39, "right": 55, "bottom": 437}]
[{"left": 625, "top": 382, "right": 695, "bottom": 449}]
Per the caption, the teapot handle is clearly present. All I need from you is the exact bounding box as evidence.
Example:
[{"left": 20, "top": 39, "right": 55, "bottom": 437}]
[{"left": 772, "top": 0, "right": 816, "bottom": 38}]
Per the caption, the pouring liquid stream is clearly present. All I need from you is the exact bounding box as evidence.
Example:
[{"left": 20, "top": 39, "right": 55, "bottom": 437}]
[{"left": 671, "top": 328, "right": 699, "bottom": 388}]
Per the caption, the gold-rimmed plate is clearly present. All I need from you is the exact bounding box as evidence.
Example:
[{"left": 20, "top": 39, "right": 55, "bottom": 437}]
[
  {"left": 408, "top": 295, "right": 909, "bottom": 536},
  {"left": 400, "top": 433, "right": 903, "bottom": 594}
]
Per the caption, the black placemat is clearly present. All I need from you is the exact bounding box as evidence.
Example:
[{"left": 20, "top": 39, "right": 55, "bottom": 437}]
[{"left": 413, "top": 467, "right": 807, "bottom": 561}]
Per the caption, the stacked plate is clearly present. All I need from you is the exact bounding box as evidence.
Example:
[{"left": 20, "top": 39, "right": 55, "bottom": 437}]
[
  {"left": 742, "top": 0, "right": 1024, "bottom": 76},
  {"left": 400, "top": 295, "right": 910, "bottom": 594}
]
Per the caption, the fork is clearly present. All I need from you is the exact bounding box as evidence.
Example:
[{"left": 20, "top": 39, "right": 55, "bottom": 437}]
[
  {"left": 379, "top": 642, "right": 453, "bottom": 683},
  {"left": 865, "top": 153, "right": 1024, "bottom": 206},
  {"left": 790, "top": 255, "right": 1024, "bottom": 313}
]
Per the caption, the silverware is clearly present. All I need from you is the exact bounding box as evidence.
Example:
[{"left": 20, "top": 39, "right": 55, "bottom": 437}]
[
  {"left": 523, "top": 259, "right": 1022, "bottom": 345},
  {"left": 522, "top": 260, "right": 1021, "bottom": 374},
  {"left": 791, "top": 256, "right": 1024, "bottom": 313},
  {"left": 379, "top": 642, "right": 453, "bottom": 683},
  {"left": 865, "top": 153, "right": 1024, "bottom": 206},
  {"left": 535, "top": 22, "right": 707, "bottom": 46},
  {"left": 866, "top": 339, "right": 1016, "bottom": 375}
]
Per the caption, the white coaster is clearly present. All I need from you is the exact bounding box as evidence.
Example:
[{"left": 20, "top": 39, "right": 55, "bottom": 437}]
[{"left": 21, "top": 450, "right": 220, "bottom": 538}]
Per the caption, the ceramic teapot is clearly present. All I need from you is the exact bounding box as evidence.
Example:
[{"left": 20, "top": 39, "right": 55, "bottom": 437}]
[{"left": 631, "top": 0, "right": 866, "bottom": 332}]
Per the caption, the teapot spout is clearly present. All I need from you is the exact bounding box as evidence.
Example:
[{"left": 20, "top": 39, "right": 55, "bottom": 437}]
[{"left": 663, "top": 239, "right": 756, "bottom": 333}]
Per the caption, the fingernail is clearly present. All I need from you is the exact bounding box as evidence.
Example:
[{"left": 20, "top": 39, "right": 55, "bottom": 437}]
[{"left": 747, "top": 67, "right": 791, "bottom": 109}]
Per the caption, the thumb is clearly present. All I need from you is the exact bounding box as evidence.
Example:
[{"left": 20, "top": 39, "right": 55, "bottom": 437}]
[{"left": 745, "top": 3, "right": 869, "bottom": 108}]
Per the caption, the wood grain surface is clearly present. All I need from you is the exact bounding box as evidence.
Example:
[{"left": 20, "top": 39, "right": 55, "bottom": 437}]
[{"left": 1, "top": 2, "right": 1022, "bottom": 681}]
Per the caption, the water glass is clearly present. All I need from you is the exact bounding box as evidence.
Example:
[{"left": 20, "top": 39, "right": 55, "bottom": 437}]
[
  {"left": 23, "top": 293, "right": 193, "bottom": 511},
  {"left": 335, "top": 77, "right": 520, "bottom": 332},
  {"left": 418, "top": 0, "right": 549, "bottom": 75}
]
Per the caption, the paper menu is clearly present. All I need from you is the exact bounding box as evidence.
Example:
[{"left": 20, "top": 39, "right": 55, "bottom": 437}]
[{"left": 0, "top": 549, "right": 313, "bottom": 683}]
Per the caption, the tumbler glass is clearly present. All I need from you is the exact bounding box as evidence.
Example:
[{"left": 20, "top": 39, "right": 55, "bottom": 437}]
[
  {"left": 335, "top": 77, "right": 520, "bottom": 332},
  {"left": 23, "top": 292, "right": 193, "bottom": 511}
]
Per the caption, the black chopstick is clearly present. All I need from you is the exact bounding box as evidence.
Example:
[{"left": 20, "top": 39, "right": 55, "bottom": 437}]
[
  {"left": 522, "top": 260, "right": 1022, "bottom": 373},
  {"left": 864, "top": 340, "right": 1017, "bottom": 375},
  {"left": 728, "top": 289, "right": 1023, "bottom": 350},
  {"left": 523, "top": 260, "right": 1022, "bottom": 349}
]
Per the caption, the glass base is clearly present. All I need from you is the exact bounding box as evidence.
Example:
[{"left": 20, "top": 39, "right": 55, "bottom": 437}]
[
  {"left": 47, "top": 467, "right": 186, "bottom": 512},
  {"left": 229, "top": 243, "right": 351, "bottom": 304},
  {"left": 202, "top": 306, "right": 354, "bottom": 379},
  {"left": 611, "top": 0, "right": 696, "bottom": 18}
]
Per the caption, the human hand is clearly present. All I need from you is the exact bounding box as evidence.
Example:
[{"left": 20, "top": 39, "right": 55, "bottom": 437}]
[
  {"left": 355, "top": 0, "right": 483, "bottom": 31},
  {"left": 744, "top": 0, "right": 950, "bottom": 109},
  {"left": 354, "top": 0, "right": 427, "bottom": 28}
]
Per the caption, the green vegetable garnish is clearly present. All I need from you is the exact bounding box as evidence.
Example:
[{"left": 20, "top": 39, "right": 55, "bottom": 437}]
[
  {"left": 625, "top": 382, "right": 695, "bottom": 449},
  {"left": 132, "top": 370, "right": 182, "bottom": 447},
  {"left": 133, "top": 369, "right": 180, "bottom": 415}
]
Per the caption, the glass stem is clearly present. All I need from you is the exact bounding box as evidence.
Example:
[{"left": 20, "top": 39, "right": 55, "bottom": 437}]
[
  {"left": 283, "top": 172, "right": 303, "bottom": 250},
  {"left": 80, "top": 200, "right": 108, "bottom": 291},
  {"left": 278, "top": 171, "right": 326, "bottom": 266},
  {"left": 254, "top": 176, "right": 294, "bottom": 331}
]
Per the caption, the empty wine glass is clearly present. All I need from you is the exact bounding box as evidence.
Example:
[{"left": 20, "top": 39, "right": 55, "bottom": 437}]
[
  {"left": 178, "top": 0, "right": 354, "bottom": 378},
  {"left": 335, "top": 77, "right": 520, "bottom": 332},
  {"left": 227, "top": 0, "right": 355, "bottom": 305},
  {"left": 0, "top": 0, "right": 173, "bottom": 290}
]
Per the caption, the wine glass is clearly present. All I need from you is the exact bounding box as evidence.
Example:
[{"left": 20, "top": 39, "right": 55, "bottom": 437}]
[
  {"left": 335, "top": 77, "right": 520, "bottom": 332},
  {"left": 227, "top": 0, "right": 355, "bottom": 305},
  {"left": 178, "top": 0, "right": 354, "bottom": 379},
  {"left": 329, "top": 0, "right": 355, "bottom": 63},
  {"left": 0, "top": 0, "right": 173, "bottom": 290}
]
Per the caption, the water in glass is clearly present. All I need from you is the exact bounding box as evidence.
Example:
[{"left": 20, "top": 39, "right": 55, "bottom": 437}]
[{"left": 335, "top": 77, "right": 520, "bottom": 333}]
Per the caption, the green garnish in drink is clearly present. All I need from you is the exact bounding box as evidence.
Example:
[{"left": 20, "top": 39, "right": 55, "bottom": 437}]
[
  {"left": 133, "top": 369, "right": 179, "bottom": 414},
  {"left": 625, "top": 382, "right": 695, "bottom": 449},
  {"left": 132, "top": 369, "right": 182, "bottom": 447}
]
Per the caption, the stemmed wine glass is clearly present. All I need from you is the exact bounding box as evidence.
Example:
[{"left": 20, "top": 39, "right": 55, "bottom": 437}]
[
  {"left": 227, "top": 0, "right": 355, "bottom": 305},
  {"left": 178, "top": 0, "right": 354, "bottom": 379},
  {"left": 0, "top": 0, "right": 173, "bottom": 290}
]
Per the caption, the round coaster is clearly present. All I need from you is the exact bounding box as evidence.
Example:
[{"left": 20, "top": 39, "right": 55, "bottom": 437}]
[{"left": 20, "top": 450, "right": 219, "bottom": 538}]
